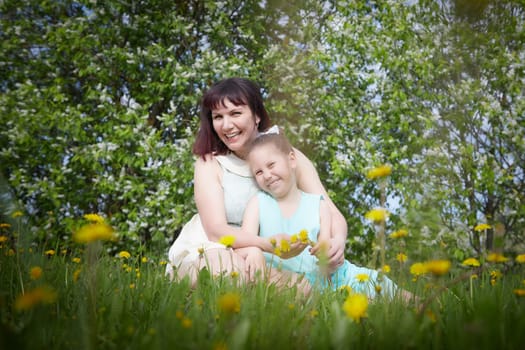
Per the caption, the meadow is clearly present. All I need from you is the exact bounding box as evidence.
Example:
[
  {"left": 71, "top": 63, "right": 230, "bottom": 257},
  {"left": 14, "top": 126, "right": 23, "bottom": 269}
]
[{"left": 1, "top": 213, "right": 524, "bottom": 350}]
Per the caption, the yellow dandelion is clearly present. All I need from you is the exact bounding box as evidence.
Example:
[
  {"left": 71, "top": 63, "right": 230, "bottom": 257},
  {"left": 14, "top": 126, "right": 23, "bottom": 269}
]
[
  {"left": 30, "top": 266, "right": 43, "bottom": 280},
  {"left": 14, "top": 286, "right": 57, "bottom": 312},
  {"left": 298, "top": 229, "right": 309, "bottom": 244},
  {"left": 7, "top": 249, "right": 15, "bottom": 256},
  {"left": 0, "top": 223, "right": 11, "bottom": 229},
  {"left": 490, "top": 270, "right": 502, "bottom": 279},
  {"left": 280, "top": 239, "right": 291, "bottom": 253},
  {"left": 375, "top": 285, "right": 382, "bottom": 295},
  {"left": 198, "top": 247, "right": 205, "bottom": 257},
  {"left": 396, "top": 253, "right": 408, "bottom": 263},
  {"left": 287, "top": 303, "right": 295, "bottom": 310},
  {"left": 129, "top": 283, "right": 135, "bottom": 289},
  {"left": 366, "top": 164, "right": 392, "bottom": 179},
  {"left": 474, "top": 223, "right": 491, "bottom": 232},
  {"left": 426, "top": 309, "right": 437, "bottom": 323},
  {"left": 213, "top": 341, "right": 228, "bottom": 350},
  {"left": 365, "top": 208, "right": 389, "bottom": 223},
  {"left": 175, "top": 310, "right": 184, "bottom": 319},
  {"left": 470, "top": 274, "right": 478, "bottom": 280},
  {"left": 290, "top": 234, "right": 298, "bottom": 243},
  {"left": 343, "top": 293, "right": 368, "bottom": 322},
  {"left": 219, "top": 235, "right": 236, "bottom": 248},
  {"left": 11, "top": 211, "right": 23, "bottom": 218},
  {"left": 309, "top": 310, "right": 319, "bottom": 318},
  {"left": 410, "top": 262, "right": 428, "bottom": 276},
  {"left": 339, "top": 285, "right": 353, "bottom": 295},
  {"left": 73, "top": 222, "right": 115, "bottom": 244},
  {"left": 0, "top": 235, "right": 8, "bottom": 243},
  {"left": 355, "top": 273, "right": 370, "bottom": 283},
  {"left": 486, "top": 252, "right": 509, "bottom": 263},
  {"left": 462, "top": 258, "right": 480, "bottom": 267},
  {"left": 72, "top": 257, "right": 81, "bottom": 263},
  {"left": 274, "top": 247, "right": 282, "bottom": 257},
  {"left": 141, "top": 256, "right": 148, "bottom": 263},
  {"left": 181, "top": 317, "right": 192, "bottom": 328},
  {"left": 424, "top": 259, "right": 451, "bottom": 276},
  {"left": 45, "top": 249, "right": 55, "bottom": 256},
  {"left": 218, "top": 292, "right": 241, "bottom": 314},
  {"left": 513, "top": 289, "right": 525, "bottom": 297},
  {"left": 270, "top": 238, "right": 277, "bottom": 247},
  {"left": 83, "top": 213, "right": 105, "bottom": 223},
  {"left": 230, "top": 271, "right": 239, "bottom": 278},
  {"left": 515, "top": 254, "right": 525, "bottom": 264},
  {"left": 390, "top": 229, "right": 408, "bottom": 239},
  {"left": 382, "top": 264, "right": 391, "bottom": 273},
  {"left": 73, "top": 269, "right": 81, "bottom": 282},
  {"left": 159, "top": 260, "right": 167, "bottom": 266},
  {"left": 118, "top": 251, "right": 131, "bottom": 259}
]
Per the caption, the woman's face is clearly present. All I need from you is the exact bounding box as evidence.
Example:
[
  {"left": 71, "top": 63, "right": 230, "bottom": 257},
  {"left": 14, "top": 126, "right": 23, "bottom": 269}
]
[{"left": 211, "top": 98, "right": 260, "bottom": 159}]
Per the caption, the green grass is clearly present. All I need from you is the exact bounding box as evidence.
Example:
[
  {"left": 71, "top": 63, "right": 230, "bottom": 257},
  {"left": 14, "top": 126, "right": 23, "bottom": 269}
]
[{"left": 1, "top": 238, "right": 525, "bottom": 349}]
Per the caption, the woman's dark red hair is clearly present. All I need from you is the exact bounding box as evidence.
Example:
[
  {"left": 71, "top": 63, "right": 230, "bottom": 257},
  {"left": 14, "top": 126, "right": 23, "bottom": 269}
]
[{"left": 192, "top": 77, "right": 272, "bottom": 158}]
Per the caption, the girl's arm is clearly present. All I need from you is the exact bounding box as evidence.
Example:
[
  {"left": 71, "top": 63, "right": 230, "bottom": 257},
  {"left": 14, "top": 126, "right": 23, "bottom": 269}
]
[
  {"left": 194, "top": 155, "right": 270, "bottom": 251},
  {"left": 293, "top": 148, "right": 347, "bottom": 267}
]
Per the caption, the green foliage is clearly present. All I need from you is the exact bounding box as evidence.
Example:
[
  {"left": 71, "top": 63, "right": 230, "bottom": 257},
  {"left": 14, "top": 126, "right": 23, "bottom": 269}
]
[{"left": 1, "top": 0, "right": 524, "bottom": 261}]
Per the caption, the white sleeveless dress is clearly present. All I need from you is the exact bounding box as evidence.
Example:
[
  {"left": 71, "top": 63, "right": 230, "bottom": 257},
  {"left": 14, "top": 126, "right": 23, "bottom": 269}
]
[{"left": 165, "top": 153, "right": 259, "bottom": 276}]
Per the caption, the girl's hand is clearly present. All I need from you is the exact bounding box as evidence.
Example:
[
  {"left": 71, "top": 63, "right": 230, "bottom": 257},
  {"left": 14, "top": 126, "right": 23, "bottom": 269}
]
[{"left": 269, "top": 234, "right": 308, "bottom": 259}]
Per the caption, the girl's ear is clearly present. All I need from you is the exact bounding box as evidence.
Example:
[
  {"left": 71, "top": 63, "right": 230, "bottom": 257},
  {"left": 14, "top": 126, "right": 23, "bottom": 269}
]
[{"left": 289, "top": 150, "right": 297, "bottom": 169}]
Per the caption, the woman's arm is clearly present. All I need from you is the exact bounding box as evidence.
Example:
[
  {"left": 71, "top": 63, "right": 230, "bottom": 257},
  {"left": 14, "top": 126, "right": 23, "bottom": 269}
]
[
  {"left": 293, "top": 148, "right": 347, "bottom": 267},
  {"left": 193, "top": 155, "right": 270, "bottom": 251}
]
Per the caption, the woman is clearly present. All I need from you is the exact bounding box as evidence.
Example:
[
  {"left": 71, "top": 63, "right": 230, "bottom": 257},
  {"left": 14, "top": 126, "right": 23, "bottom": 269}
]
[{"left": 166, "top": 77, "right": 347, "bottom": 289}]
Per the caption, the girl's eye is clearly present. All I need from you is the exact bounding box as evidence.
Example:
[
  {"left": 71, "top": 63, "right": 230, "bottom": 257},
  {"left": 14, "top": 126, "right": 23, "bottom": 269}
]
[{"left": 212, "top": 115, "right": 222, "bottom": 120}]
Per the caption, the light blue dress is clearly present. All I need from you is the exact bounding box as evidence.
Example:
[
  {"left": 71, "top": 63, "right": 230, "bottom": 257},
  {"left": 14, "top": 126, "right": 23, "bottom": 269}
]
[{"left": 257, "top": 191, "right": 397, "bottom": 298}]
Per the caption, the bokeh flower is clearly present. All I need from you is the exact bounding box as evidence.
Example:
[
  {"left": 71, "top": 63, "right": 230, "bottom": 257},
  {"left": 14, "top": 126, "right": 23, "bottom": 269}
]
[
  {"left": 73, "top": 223, "right": 115, "bottom": 244},
  {"left": 343, "top": 293, "right": 368, "bottom": 322},
  {"left": 218, "top": 292, "right": 241, "bottom": 314},
  {"left": 219, "top": 235, "right": 236, "bottom": 248},
  {"left": 45, "top": 249, "right": 55, "bottom": 256},
  {"left": 30, "top": 266, "right": 43, "bottom": 280},
  {"left": 390, "top": 229, "right": 408, "bottom": 239},
  {"left": 424, "top": 259, "right": 451, "bottom": 276},
  {"left": 0, "top": 235, "right": 8, "bottom": 243},
  {"left": 14, "top": 286, "right": 57, "bottom": 311},
  {"left": 515, "top": 254, "right": 525, "bottom": 264},
  {"left": 382, "top": 265, "right": 391, "bottom": 273},
  {"left": 355, "top": 274, "right": 369, "bottom": 283},
  {"left": 365, "top": 208, "right": 390, "bottom": 223},
  {"left": 118, "top": 251, "right": 131, "bottom": 259},
  {"left": 83, "top": 213, "right": 105, "bottom": 223},
  {"left": 11, "top": 211, "right": 23, "bottom": 218},
  {"left": 462, "top": 258, "right": 480, "bottom": 267},
  {"left": 396, "top": 253, "right": 408, "bottom": 263},
  {"left": 474, "top": 223, "right": 491, "bottom": 232},
  {"left": 513, "top": 289, "right": 525, "bottom": 297},
  {"left": 410, "top": 262, "right": 428, "bottom": 277},
  {"left": 486, "top": 252, "right": 509, "bottom": 263},
  {"left": 366, "top": 164, "right": 392, "bottom": 179}
]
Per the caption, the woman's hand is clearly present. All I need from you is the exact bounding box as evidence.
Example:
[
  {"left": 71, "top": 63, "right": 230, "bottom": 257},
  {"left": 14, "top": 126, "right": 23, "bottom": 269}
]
[
  {"left": 236, "top": 247, "right": 266, "bottom": 281},
  {"left": 269, "top": 233, "right": 308, "bottom": 259}
]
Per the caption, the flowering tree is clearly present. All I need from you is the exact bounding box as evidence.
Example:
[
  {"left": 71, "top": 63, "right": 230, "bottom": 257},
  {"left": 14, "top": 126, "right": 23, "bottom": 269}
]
[{"left": 0, "top": 0, "right": 523, "bottom": 260}]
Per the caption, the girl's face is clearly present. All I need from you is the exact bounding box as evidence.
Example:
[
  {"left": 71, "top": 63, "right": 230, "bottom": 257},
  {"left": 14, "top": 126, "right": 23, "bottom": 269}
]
[
  {"left": 248, "top": 143, "right": 296, "bottom": 199},
  {"left": 211, "top": 98, "right": 260, "bottom": 159}
]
